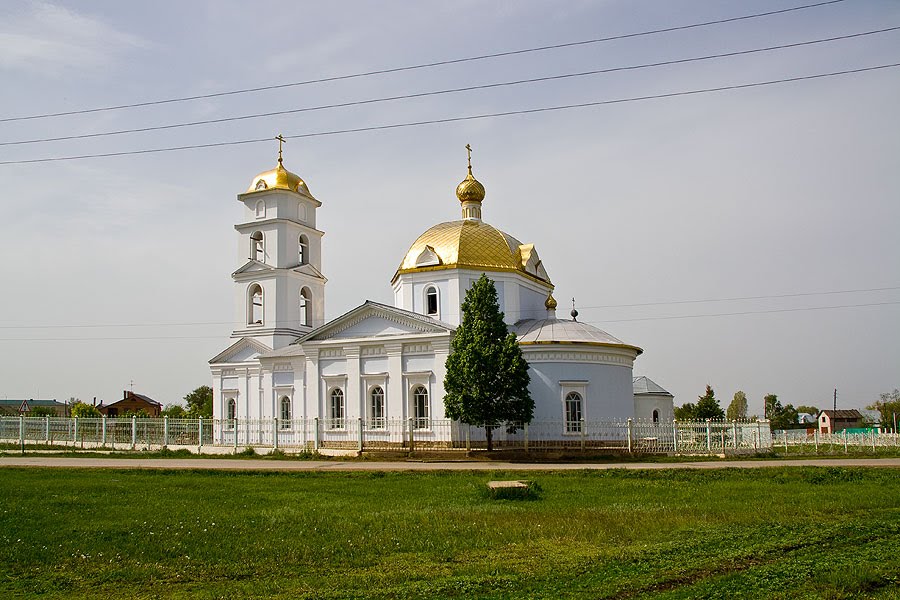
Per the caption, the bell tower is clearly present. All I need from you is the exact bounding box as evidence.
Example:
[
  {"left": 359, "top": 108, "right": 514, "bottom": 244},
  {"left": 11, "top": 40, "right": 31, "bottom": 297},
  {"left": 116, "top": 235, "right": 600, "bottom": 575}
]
[{"left": 229, "top": 138, "right": 327, "bottom": 350}]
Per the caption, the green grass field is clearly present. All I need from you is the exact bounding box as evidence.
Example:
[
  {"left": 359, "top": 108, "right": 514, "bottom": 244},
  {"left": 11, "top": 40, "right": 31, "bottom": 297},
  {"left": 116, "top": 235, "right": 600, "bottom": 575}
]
[{"left": 1, "top": 467, "right": 898, "bottom": 599}]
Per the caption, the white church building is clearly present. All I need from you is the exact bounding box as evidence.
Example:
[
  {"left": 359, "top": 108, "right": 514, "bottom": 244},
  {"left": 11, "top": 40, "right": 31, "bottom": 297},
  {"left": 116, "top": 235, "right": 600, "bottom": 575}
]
[{"left": 210, "top": 148, "right": 673, "bottom": 443}]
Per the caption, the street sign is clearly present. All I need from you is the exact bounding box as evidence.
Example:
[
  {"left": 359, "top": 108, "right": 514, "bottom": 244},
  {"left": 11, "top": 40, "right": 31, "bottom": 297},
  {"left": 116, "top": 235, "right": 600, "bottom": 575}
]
[{"left": 19, "top": 400, "right": 30, "bottom": 413}]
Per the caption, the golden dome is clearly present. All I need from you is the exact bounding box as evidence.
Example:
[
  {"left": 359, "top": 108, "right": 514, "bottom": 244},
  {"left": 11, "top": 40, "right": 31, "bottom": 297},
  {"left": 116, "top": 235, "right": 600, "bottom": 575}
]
[
  {"left": 393, "top": 219, "right": 551, "bottom": 284},
  {"left": 246, "top": 161, "right": 312, "bottom": 196},
  {"left": 545, "top": 293, "right": 558, "bottom": 310},
  {"left": 456, "top": 170, "right": 485, "bottom": 203}
]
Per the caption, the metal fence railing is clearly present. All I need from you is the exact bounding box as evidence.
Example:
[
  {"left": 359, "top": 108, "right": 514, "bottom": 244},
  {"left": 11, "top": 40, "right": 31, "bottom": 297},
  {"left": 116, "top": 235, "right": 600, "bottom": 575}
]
[{"left": 0, "top": 416, "right": 784, "bottom": 455}]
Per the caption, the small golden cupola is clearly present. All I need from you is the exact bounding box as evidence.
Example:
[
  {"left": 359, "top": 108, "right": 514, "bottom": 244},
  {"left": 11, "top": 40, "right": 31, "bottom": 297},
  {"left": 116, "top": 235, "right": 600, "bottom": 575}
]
[
  {"left": 456, "top": 143, "right": 485, "bottom": 220},
  {"left": 545, "top": 292, "right": 558, "bottom": 312},
  {"left": 246, "top": 135, "right": 313, "bottom": 197}
]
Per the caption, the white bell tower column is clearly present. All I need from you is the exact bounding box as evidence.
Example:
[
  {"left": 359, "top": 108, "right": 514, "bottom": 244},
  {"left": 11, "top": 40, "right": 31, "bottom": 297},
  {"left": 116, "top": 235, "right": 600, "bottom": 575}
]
[{"left": 230, "top": 141, "right": 327, "bottom": 350}]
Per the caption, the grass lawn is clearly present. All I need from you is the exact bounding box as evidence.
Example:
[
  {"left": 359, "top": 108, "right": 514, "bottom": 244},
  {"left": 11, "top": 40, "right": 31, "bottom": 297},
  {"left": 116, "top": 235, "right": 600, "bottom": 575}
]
[{"left": 1, "top": 467, "right": 899, "bottom": 599}]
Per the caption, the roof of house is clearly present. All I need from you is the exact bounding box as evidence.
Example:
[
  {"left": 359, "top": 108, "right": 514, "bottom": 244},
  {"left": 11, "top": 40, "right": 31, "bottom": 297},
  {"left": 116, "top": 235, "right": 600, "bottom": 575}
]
[
  {"left": 632, "top": 376, "right": 673, "bottom": 397},
  {"left": 102, "top": 393, "right": 162, "bottom": 408},
  {"left": 0, "top": 399, "right": 65, "bottom": 408},
  {"left": 819, "top": 409, "right": 863, "bottom": 419}
]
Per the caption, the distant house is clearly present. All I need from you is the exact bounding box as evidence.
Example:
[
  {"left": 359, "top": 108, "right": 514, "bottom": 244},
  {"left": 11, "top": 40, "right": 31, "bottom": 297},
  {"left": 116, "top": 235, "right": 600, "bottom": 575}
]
[
  {"left": 797, "top": 413, "right": 817, "bottom": 425},
  {"left": 818, "top": 409, "right": 863, "bottom": 434},
  {"left": 633, "top": 376, "right": 675, "bottom": 423},
  {"left": 0, "top": 398, "right": 67, "bottom": 416},
  {"left": 98, "top": 391, "right": 162, "bottom": 418}
]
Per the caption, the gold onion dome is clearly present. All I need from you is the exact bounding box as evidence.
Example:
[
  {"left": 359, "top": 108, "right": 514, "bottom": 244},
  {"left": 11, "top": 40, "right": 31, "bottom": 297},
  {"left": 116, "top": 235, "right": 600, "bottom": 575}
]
[
  {"left": 545, "top": 293, "right": 558, "bottom": 310},
  {"left": 456, "top": 169, "right": 485, "bottom": 203},
  {"left": 247, "top": 161, "right": 312, "bottom": 196}
]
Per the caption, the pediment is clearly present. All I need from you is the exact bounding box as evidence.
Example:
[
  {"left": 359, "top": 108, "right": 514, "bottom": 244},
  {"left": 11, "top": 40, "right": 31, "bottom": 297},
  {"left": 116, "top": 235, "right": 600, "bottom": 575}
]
[
  {"left": 415, "top": 245, "right": 442, "bottom": 267},
  {"left": 299, "top": 301, "right": 454, "bottom": 343},
  {"left": 232, "top": 260, "right": 275, "bottom": 276},
  {"left": 209, "top": 337, "right": 272, "bottom": 364},
  {"left": 519, "top": 244, "right": 549, "bottom": 280},
  {"left": 292, "top": 263, "right": 327, "bottom": 281}
]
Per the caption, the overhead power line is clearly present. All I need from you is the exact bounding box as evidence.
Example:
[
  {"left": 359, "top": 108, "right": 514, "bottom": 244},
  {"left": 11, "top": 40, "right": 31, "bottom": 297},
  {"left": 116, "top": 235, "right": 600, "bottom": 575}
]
[
  {"left": 1, "top": 285, "right": 897, "bottom": 330},
  {"left": 2, "top": 62, "right": 897, "bottom": 167},
  {"left": 0, "top": 0, "right": 849, "bottom": 124},
  {"left": 1, "top": 300, "right": 897, "bottom": 341},
  {"left": 5, "top": 26, "right": 897, "bottom": 148}
]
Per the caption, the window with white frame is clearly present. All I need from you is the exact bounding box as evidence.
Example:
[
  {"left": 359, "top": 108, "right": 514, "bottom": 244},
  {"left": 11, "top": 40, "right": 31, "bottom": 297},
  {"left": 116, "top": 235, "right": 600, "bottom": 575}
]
[
  {"left": 248, "top": 284, "right": 264, "bottom": 325},
  {"left": 226, "top": 397, "right": 237, "bottom": 424},
  {"left": 369, "top": 385, "right": 385, "bottom": 429},
  {"left": 299, "top": 288, "right": 312, "bottom": 327},
  {"left": 280, "top": 396, "right": 291, "bottom": 428},
  {"left": 424, "top": 286, "right": 439, "bottom": 317},
  {"left": 565, "top": 391, "right": 583, "bottom": 433},
  {"left": 298, "top": 234, "right": 309, "bottom": 266},
  {"left": 329, "top": 388, "right": 345, "bottom": 429},
  {"left": 412, "top": 385, "right": 430, "bottom": 429},
  {"left": 255, "top": 200, "right": 266, "bottom": 219},
  {"left": 250, "top": 231, "right": 264, "bottom": 262}
]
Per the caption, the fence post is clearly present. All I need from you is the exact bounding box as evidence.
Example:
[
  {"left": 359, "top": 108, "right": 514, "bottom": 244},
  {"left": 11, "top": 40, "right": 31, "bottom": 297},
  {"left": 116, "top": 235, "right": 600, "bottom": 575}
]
[
  {"left": 273, "top": 418, "right": 279, "bottom": 451},
  {"left": 314, "top": 417, "right": 320, "bottom": 451},
  {"left": 357, "top": 417, "right": 363, "bottom": 453},
  {"left": 843, "top": 429, "right": 848, "bottom": 454},
  {"left": 872, "top": 430, "right": 876, "bottom": 453},
  {"left": 198, "top": 417, "right": 203, "bottom": 449},
  {"left": 465, "top": 424, "right": 470, "bottom": 452},
  {"left": 131, "top": 415, "right": 137, "bottom": 449},
  {"left": 45, "top": 415, "right": 50, "bottom": 444},
  {"left": 101, "top": 415, "right": 107, "bottom": 447},
  {"left": 814, "top": 429, "right": 819, "bottom": 454},
  {"left": 626, "top": 418, "right": 633, "bottom": 453},
  {"left": 408, "top": 418, "right": 415, "bottom": 453},
  {"left": 732, "top": 421, "right": 739, "bottom": 450},
  {"left": 72, "top": 416, "right": 78, "bottom": 446},
  {"left": 234, "top": 419, "right": 238, "bottom": 453},
  {"left": 524, "top": 422, "right": 529, "bottom": 453},
  {"left": 782, "top": 430, "right": 788, "bottom": 454},
  {"left": 19, "top": 415, "right": 25, "bottom": 453},
  {"left": 163, "top": 416, "right": 169, "bottom": 448},
  {"left": 672, "top": 419, "right": 678, "bottom": 453},
  {"left": 580, "top": 418, "right": 586, "bottom": 453},
  {"left": 756, "top": 421, "right": 762, "bottom": 450},
  {"left": 706, "top": 419, "right": 711, "bottom": 452}
]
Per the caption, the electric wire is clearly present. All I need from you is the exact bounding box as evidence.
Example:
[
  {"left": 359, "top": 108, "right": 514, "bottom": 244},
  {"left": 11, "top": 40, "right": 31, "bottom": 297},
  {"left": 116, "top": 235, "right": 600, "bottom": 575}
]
[
  {"left": 1, "top": 286, "right": 897, "bottom": 330},
  {"left": 1, "top": 300, "right": 897, "bottom": 341},
  {"left": 2, "top": 62, "right": 897, "bottom": 166},
  {"left": 5, "top": 26, "right": 896, "bottom": 148},
  {"left": 0, "top": 0, "right": 849, "bottom": 124}
]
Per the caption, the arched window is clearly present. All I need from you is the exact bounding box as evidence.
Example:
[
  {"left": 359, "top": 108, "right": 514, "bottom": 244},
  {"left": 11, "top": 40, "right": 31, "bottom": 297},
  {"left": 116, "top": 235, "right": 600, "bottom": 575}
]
[
  {"left": 280, "top": 396, "right": 291, "bottom": 428},
  {"left": 227, "top": 398, "right": 237, "bottom": 422},
  {"left": 412, "top": 385, "right": 429, "bottom": 429},
  {"left": 369, "top": 386, "right": 385, "bottom": 429},
  {"left": 424, "top": 286, "right": 439, "bottom": 317},
  {"left": 255, "top": 200, "right": 266, "bottom": 218},
  {"left": 652, "top": 409, "right": 660, "bottom": 423},
  {"left": 329, "top": 388, "right": 345, "bottom": 429},
  {"left": 299, "top": 288, "right": 312, "bottom": 327},
  {"left": 248, "top": 284, "right": 263, "bottom": 325},
  {"left": 565, "top": 391, "right": 583, "bottom": 433},
  {"left": 298, "top": 234, "right": 309, "bottom": 266},
  {"left": 250, "top": 231, "right": 264, "bottom": 262}
]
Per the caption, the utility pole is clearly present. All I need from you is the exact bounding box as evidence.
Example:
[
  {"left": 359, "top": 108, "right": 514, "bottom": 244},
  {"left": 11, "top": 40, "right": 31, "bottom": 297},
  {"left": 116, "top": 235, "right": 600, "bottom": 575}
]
[{"left": 833, "top": 388, "right": 837, "bottom": 412}]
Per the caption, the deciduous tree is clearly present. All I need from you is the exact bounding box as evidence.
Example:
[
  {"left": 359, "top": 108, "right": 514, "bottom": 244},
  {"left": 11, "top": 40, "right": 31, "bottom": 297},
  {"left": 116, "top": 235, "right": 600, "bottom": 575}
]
[
  {"left": 868, "top": 389, "right": 900, "bottom": 432},
  {"left": 726, "top": 391, "right": 748, "bottom": 421},
  {"left": 184, "top": 386, "right": 213, "bottom": 418},
  {"left": 443, "top": 274, "right": 533, "bottom": 451},
  {"left": 70, "top": 401, "right": 101, "bottom": 418}
]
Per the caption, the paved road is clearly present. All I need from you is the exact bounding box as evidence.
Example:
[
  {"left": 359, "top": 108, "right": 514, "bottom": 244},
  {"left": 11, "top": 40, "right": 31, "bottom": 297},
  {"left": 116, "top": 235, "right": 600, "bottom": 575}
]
[{"left": 2, "top": 456, "right": 900, "bottom": 471}]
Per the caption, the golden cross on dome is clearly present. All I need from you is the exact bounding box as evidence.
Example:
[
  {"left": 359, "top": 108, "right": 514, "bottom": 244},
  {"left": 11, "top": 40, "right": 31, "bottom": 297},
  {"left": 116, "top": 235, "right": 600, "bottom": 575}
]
[
  {"left": 275, "top": 134, "right": 286, "bottom": 165},
  {"left": 465, "top": 143, "right": 473, "bottom": 174}
]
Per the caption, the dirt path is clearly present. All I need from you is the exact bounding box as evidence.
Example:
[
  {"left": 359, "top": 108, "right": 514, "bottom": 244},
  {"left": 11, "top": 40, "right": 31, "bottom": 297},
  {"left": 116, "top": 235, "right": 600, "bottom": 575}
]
[{"left": 2, "top": 456, "right": 899, "bottom": 471}]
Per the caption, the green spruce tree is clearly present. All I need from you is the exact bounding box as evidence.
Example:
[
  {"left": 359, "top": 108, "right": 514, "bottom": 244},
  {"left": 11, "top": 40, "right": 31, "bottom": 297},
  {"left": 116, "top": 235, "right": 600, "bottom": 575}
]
[
  {"left": 694, "top": 385, "right": 725, "bottom": 420},
  {"left": 444, "top": 274, "right": 533, "bottom": 451}
]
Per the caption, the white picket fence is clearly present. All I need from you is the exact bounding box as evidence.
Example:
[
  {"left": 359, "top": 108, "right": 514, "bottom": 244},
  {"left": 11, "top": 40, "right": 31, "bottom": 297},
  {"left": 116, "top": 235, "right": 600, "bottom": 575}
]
[
  {"left": 0, "top": 416, "right": 775, "bottom": 455},
  {"left": 772, "top": 429, "right": 900, "bottom": 454}
]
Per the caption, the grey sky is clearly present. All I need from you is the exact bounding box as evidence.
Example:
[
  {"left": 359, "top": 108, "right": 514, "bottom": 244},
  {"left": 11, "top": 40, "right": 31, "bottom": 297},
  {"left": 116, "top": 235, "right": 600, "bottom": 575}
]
[{"left": 1, "top": 0, "right": 898, "bottom": 416}]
